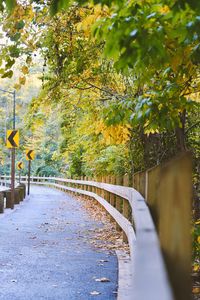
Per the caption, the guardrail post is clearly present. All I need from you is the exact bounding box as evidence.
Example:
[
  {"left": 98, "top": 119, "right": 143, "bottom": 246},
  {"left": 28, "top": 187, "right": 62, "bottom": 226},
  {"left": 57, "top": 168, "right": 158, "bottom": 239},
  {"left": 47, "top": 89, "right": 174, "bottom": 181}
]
[
  {"left": 101, "top": 176, "right": 105, "bottom": 199},
  {"left": 72, "top": 176, "right": 76, "bottom": 193},
  {"left": 67, "top": 177, "right": 71, "bottom": 187},
  {"left": 106, "top": 176, "right": 111, "bottom": 203},
  {"left": 96, "top": 177, "right": 101, "bottom": 197},
  {"left": 80, "top": 176, "right": 83, "bottom": 192},
  {"left": 108, "top": 176, "right": 116, "bottom": 223},
  {"left": 83, "top": 176, "right": 87, "bottom": 198},
  {"left": 92, "top": 177, "right": 96, "bottom": 194},
  {"left": 85, "top": 176, "right": 88, "bottom": 193},
  {"left": 91, "top": 177, "right": 95, "bottom": 194},
  {"left": 88, "top": 177, "right": 91, "bottom": 192},
  {"left": 123, "top": 174, "right": 129, "bottom": 187},
  {"left": 103, "top": 176, "right": 107, "bottom": 201},
  {"left": 110, "top": 176, "right": 115, "bottom": 208},
  {"left": 75, "top": 177, "right": 78, "bottom": 191}
]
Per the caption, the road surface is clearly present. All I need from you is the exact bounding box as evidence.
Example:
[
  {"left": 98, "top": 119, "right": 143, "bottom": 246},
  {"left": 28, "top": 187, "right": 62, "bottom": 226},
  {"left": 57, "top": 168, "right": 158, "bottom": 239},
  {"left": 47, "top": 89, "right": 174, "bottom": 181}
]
[{"left": 0, "top": 186, "right": 118, "bottom": 300}]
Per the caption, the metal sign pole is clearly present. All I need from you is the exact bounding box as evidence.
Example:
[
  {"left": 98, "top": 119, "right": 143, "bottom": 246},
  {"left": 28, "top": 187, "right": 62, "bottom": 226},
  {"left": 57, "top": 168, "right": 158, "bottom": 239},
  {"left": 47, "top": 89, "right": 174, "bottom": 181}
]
[
  {"left": 28, "top": 160, "right": 31, "bottom": 195},
  {"left": 11, "top": 91, "right": 16, "bottom": 208}
]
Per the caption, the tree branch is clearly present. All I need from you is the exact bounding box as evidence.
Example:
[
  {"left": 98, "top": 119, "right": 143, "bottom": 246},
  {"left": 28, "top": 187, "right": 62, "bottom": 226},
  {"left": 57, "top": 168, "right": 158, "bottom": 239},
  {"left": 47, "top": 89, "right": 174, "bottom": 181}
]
[{"left": 185, "top": 121, "right": 200, "bottom": 135}]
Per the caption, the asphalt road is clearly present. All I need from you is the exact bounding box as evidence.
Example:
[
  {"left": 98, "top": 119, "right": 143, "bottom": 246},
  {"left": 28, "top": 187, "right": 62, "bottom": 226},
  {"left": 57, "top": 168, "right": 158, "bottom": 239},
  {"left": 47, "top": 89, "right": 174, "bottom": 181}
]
[{"left": 0, "top": 186, "right": 118, "bottom": 300}]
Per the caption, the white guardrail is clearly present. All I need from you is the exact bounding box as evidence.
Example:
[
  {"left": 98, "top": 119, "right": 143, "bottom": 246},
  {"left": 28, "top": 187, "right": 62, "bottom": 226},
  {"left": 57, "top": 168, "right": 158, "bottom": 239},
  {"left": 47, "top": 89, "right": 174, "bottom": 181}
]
[{"left": 0, "top": 175, "right": 174, "bottom": 300}]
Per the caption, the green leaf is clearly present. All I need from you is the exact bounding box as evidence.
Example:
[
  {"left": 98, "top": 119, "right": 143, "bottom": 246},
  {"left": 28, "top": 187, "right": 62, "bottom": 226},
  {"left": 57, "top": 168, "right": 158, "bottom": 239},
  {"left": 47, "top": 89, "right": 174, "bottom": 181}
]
[
  {"left": 10, "top": 32, "right": 21, "bottom": 42},
  {"left": 5, "top": 58, "right": 15, "bottom": 69},
  {"left": 1, "top": 70, "right": 13, "bottom": 78},
  {"left": 9, "top": 45, "right": 20, "bottom": 58},
  {"left": 50, "top": 0, "right": 71, "bottom": 16},
  {"left": 5, "top": 0, "right": 16, "bottom": 12},
  {"left": 15, "top": 20, "right": 25, "bottom": 30}
]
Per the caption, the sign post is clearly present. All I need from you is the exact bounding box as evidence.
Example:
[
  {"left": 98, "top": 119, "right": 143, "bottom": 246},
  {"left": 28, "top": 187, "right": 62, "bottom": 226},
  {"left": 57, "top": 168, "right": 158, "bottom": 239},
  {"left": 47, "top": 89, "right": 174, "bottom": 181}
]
[
  {"left": 26, "top": 150, "right": 34, "bottom": 195},
  {"left": 17, "top": 162, "right": 23, "bottom": 183},
  {"left": 0, "top": 88, "right": 16, "bottom": 208},
  {"left": 6, "top": 128, "right": 19, "bottom": 208}
]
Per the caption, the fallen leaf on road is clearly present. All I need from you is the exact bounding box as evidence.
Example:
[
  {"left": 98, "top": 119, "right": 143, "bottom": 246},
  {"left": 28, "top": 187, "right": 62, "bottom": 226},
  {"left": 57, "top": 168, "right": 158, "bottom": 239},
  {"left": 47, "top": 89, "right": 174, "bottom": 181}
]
[
  {"left": 90, "top": 291, "right": 101, "bottom": 295},
  {"left": 98, "top": 259, "right": 109, "bottom": 263},
  {"left": 95, "top": 277, "right": 110, "bottom": 282}
]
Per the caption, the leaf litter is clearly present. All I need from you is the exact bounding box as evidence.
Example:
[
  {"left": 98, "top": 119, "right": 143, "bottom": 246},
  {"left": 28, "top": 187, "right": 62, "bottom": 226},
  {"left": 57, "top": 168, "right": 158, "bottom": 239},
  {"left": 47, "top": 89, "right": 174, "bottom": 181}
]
[
  {"left": 68, "top": 193, "right": 130, "bottom": 297},
  {"left": 72, "top": 194, "right": 130, "bottom": 254}
]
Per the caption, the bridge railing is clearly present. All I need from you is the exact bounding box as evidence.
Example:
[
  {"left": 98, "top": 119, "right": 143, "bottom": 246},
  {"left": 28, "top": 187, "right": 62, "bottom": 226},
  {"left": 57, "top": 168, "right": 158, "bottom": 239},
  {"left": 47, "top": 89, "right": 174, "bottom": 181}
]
[{"left": 0, "top": 153, "right": 192, "bottom": 300}]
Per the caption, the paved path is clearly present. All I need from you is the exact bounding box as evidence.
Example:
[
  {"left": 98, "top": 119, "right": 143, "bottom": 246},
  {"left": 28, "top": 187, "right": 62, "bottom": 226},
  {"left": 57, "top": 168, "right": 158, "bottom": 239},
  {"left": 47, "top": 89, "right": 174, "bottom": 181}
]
[{"left": 0, "top": 186, "right": 118, "bottom": 300}]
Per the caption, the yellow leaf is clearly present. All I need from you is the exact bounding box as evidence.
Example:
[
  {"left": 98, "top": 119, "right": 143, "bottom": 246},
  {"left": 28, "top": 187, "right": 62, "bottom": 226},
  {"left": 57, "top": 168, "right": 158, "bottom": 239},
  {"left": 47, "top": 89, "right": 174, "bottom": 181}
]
[
  {"left": 76, "top": 22, "right": 82, "bottom": 32},
  {"left": 197, "top": 236, "right": 200, "bottom": 244},
  {"left": 192, "top": 287, "right": 200, "bottom": 294},
  {"left": 21, "top": 66, "right": 29, "bottom": 75},
  {"left": 193, "top": 265, "right": 199, "bottom": 272},
  {"left": 159, "top": 5, "right": 170, "bottom": 14},
  {"left": 94, "top": 4, "right": 102, "bottom": 15},
  {"left": 144, "top": 128, "right": 159, "bottom": 135},
  {"left": 19, "top": 76, "right": 26, "bottom": 85},
  {"left": 14, "top": 83, "right": 21, "bottom": 90}
]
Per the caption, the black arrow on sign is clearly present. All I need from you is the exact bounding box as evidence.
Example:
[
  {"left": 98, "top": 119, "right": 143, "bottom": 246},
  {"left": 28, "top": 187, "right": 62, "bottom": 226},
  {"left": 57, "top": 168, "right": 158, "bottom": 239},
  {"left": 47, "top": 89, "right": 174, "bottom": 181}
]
[
  {"left": 8, "top": 130, "right": 18, "bottom": 147},
  {"left": 18, "top": 162, "right": 22, "bottom": 169},
  {"left": 27, "top": 150, "right": 33, "bottom": 160}
]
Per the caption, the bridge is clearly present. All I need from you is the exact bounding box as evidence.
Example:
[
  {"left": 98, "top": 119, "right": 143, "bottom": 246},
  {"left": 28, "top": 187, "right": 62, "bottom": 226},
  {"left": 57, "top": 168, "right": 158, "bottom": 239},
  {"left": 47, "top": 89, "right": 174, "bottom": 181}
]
[{"left": 0, "top": 153, "right": 191, "bottom": 300}]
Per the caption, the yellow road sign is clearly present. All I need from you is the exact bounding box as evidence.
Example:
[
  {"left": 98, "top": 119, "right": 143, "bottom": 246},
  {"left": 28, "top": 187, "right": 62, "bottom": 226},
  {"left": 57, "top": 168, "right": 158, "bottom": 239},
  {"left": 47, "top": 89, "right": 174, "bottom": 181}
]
[
  {"left": 17, "top": 162, "right": 23, "bottom": 170},
  {"left": 6, "top": 130, "right": 19, "bottom": 148},
  {"left": 26, "top": 150, "right": 35, "bottom": 160}
]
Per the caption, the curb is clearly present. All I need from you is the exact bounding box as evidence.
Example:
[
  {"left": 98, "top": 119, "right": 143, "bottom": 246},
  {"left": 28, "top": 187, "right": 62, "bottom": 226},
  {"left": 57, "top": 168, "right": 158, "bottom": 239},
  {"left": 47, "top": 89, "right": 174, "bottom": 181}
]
[{"left": 116, "top": 250, "right": 133, "bottom": 300}]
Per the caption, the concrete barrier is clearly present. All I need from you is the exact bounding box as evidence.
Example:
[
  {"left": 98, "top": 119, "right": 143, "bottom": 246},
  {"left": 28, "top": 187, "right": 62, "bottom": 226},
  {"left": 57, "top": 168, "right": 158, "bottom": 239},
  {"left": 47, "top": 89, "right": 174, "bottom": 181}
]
[
  {"left": 0, "top": 192, "right": 4, "bottom": 213},
  {"left": 5, "top": 190, "right": 13, "bottom": 209},
  {"left": 19, "top": 183, "right": 26, "bottom": 198},
  {"left": 14, "top": 189, "right": 20, "bottom": 204}
]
